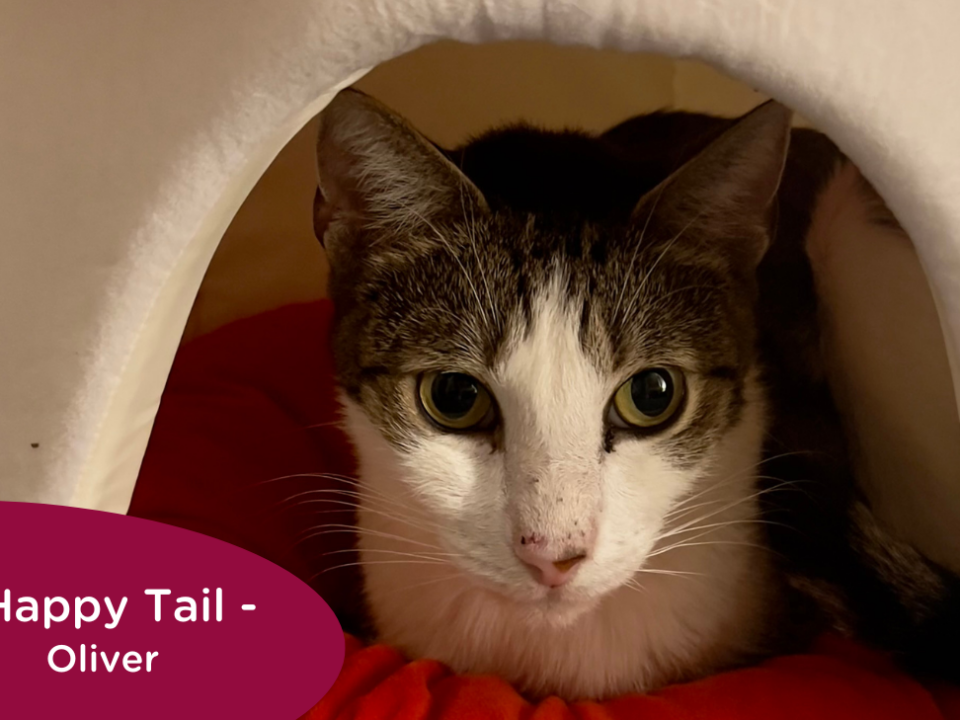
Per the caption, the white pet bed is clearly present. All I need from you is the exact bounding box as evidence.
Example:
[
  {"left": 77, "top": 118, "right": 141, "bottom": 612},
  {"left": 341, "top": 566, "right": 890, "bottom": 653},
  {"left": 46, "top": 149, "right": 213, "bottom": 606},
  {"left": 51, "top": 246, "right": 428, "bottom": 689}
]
[{"left": 1, "top": 0, "right": 959, "bottom": 561}]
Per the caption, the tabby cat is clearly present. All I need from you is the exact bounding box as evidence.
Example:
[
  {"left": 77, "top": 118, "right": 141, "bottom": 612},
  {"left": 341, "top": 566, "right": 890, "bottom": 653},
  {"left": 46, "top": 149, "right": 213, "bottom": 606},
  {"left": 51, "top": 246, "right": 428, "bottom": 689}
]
[{"left": 312, "top": 88, "right": 959, "bottom": 700}]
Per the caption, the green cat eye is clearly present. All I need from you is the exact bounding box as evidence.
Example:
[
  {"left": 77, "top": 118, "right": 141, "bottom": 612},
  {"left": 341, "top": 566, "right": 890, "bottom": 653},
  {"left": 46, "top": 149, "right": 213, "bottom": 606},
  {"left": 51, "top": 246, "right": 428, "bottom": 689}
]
[
  {"left": 418, "top": 371, "right": 494, "bottom": 430},
  {"left": 612, "top": 368, "right": 685, "bottom": 429}
]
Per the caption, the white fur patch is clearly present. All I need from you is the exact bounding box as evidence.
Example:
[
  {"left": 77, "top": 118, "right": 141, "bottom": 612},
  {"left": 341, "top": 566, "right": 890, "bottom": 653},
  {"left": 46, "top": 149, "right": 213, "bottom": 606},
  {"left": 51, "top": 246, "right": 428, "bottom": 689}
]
[{"left": 342, "top": 282, "right": 774, "bottom": 699}]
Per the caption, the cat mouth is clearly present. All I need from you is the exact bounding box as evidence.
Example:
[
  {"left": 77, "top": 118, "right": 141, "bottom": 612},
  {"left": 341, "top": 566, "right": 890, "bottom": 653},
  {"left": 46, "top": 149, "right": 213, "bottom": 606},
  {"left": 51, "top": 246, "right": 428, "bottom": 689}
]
[
  {"left": 523, "top": 586, "right": 599, "bottom": 625},
  {"left": 466, "top": 566, "right": 589, "bottom": 610},
  {"left": 512, "top": 577, "right": 598, "bottom": 612},
  {"left": 455, "top": 556, "right": 599, "bottom": 617}
]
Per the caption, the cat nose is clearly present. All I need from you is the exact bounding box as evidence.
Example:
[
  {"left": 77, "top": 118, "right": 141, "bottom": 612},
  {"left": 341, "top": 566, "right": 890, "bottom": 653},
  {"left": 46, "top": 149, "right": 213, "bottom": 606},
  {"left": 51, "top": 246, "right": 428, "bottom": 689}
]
[{"left": 514, "top": 534, "right": 589, "bottom": 588}]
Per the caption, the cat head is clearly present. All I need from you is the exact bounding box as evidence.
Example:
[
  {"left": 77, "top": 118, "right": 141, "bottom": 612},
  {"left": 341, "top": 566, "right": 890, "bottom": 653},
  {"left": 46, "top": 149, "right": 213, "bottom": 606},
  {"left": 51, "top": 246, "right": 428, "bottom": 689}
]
[{"left": 314, "top": 89, "right": 790, "bottom": 620}]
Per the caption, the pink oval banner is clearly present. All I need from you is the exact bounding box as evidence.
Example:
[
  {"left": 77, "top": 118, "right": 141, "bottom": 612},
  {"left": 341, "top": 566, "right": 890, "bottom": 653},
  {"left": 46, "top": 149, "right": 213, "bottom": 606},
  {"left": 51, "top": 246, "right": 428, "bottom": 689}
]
[{"left": 0, "top": 501, "right": 344, "bottom": 719}]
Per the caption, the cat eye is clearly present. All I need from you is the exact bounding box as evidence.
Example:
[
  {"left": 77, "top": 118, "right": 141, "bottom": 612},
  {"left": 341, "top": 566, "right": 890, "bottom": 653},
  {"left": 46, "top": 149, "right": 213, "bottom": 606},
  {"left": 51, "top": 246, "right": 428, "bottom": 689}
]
[
  {"left": 611, "top": 368, "right": 686, "bottom": 429},
  {"left": 418, "top": 371, "right": 495, "bottom": 431}
]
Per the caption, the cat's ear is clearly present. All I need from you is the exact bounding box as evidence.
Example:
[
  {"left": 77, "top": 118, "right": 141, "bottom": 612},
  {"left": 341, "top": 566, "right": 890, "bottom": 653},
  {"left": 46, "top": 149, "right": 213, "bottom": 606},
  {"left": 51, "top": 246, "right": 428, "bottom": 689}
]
[
  {"left": 633, "top": 100, "right": 792, "bottom": 266},
  {"left": 313, "top": 88, "right": 488, "bottom": 253}
]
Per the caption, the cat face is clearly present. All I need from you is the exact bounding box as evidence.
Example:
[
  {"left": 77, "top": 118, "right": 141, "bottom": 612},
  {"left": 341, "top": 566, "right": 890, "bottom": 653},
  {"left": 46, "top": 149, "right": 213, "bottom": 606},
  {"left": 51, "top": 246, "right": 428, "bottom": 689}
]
[{"left": 315, "top": 90, "right": 790, "bottom": 624}]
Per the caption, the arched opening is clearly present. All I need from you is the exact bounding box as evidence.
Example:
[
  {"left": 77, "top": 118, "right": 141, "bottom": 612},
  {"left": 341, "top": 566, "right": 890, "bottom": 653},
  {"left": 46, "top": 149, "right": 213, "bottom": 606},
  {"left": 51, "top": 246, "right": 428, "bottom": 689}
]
[{"left": 123, "top": 42, "right": 960, "bottom": 633}]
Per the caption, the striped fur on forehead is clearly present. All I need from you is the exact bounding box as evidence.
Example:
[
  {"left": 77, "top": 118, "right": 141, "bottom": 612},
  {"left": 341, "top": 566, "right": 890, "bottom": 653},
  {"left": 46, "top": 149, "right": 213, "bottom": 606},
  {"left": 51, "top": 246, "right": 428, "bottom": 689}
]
[
  {"left": 343, "top": 210, "right": 756, "bottom": 362},
  {"left": 331, "top": 207, "right": 757, "bottom": 456}
]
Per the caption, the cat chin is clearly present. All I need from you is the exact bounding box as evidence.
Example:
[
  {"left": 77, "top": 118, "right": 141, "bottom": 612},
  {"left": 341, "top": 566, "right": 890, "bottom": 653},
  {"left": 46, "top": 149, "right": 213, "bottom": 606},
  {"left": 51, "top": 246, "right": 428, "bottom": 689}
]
[{"left": 487, "top": 583, "right": 602, "bottom": 628}]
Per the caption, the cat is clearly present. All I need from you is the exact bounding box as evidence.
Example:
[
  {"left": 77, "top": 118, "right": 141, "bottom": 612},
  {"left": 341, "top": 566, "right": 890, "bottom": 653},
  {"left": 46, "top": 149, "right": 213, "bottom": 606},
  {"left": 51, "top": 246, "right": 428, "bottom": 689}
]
[{"left": 312, "top": 88, "right": 960, "bottom": 700}]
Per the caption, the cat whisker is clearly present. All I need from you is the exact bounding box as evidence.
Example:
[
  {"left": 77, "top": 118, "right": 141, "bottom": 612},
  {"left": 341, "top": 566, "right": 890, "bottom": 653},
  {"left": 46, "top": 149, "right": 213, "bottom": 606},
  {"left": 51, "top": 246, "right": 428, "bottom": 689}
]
[
  {"left": 290, "top": 522, "right": 445, "bottom": 551},
  {"left": 665, "top": 453, "right": 815, "bottom": 516},
  {"left": 276, "top": 501, "right": 444, "bottom": 543},
  {"left": 664, "top": 478, "right": 809, "bottom": 524},
  {"left": 322, "top": 547, "right": 460, "bottom": 561},
  {"left": 256, "top": 473, "right": 435, "bottom": 520},
  {"left": 657, "top": 517, "right": 790, "bottom": 545},
  {"left": 459, "top": 175, "right": 502, "bottom": 334},
  {"left": 313, "top": 474, "right": 435, "bottom": 507},
  {"left": 267, "top": 489, "right": 436, "bottom": 527},
  {"left": 244, "top": 471, "right": 365, "bottom": 490},
  {"left": 272, "top": 489, "right": 428, "bottom": 518},
  {"left": 635, "top": 567, "right": 706, "bottom": 579},
  {"left": 612, "top": 180, "right": 668, "bottom": 322},
  {"left": 411, "top": 206, "right": 491, "bottom": 339},
  {"left": 393, "top": 572, "right": 465, "bottom": 595},
  {"left": 660, "top": 465, "right": 773, "bottom": 519},
  {"left": 623, "top": 578, "right": 648, "bottom": 595},
  {"left": 661, "top": 493, "right": 766, "bottom": 538},
  {"left": 307, "top": 558, "right": 451, "bottom": 584},
  {"left": 646, "top": 538, "right": 774, "bottom": 560},
  {"left": 623, "top": 208, "right": 707, "bottom": 321},
  {"left": 663, "top": 478, "right": 806, "bottom": 534},
  {"left": 302, "top": 420, "right": 343, "bottom": 430}
]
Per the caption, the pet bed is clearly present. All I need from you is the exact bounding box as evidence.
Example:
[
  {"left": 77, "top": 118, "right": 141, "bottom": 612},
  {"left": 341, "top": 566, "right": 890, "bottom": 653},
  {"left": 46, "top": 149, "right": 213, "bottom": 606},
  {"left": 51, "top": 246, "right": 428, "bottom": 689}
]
[{"left": 130, "top": 300, "right": 960, "bottom": 719}]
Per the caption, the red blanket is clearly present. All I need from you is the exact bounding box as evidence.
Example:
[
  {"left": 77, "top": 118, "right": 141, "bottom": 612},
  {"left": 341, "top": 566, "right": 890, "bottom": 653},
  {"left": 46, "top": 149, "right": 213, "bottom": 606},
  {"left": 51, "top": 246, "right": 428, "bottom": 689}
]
[{"left": 131, "top": 301, "right": 960, "bottom": 719}]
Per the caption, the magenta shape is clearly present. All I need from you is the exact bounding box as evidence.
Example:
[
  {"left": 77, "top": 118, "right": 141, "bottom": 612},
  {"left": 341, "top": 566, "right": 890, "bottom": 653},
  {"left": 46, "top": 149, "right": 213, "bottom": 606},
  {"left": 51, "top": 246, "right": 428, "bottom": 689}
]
[{"left": 0, "top": 501, "right": 344, "bottom": 719}]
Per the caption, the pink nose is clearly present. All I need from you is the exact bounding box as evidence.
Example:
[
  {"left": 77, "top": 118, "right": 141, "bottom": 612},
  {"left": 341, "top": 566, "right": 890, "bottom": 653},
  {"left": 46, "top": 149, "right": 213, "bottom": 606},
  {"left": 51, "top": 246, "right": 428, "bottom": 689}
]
[{"left": 514, "top": 534, "right": 589, "bottom": 588}]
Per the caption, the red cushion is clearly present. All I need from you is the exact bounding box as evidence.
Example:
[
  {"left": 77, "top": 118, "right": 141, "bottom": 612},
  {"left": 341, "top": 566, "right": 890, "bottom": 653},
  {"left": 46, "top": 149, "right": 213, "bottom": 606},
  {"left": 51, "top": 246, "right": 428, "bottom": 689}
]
[
  {"left": 130, "top": 301, "right": 364, "bottom": 626},
  {"left": 131, "top": 300, "right": 960, "bottom": 719}
]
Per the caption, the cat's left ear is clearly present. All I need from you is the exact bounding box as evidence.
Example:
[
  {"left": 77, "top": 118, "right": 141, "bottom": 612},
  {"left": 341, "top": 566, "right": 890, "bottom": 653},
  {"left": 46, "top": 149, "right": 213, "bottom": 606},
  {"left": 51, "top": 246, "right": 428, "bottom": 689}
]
[{"left": 633, "top": 100, "right": 792, "bottom": 267}]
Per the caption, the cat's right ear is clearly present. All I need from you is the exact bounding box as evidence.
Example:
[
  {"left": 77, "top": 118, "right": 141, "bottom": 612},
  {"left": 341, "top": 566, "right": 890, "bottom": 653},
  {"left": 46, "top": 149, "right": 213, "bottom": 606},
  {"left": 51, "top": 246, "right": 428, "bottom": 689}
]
[{"left": 313, "top": 88, "right": 488, "bottom": 257}]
